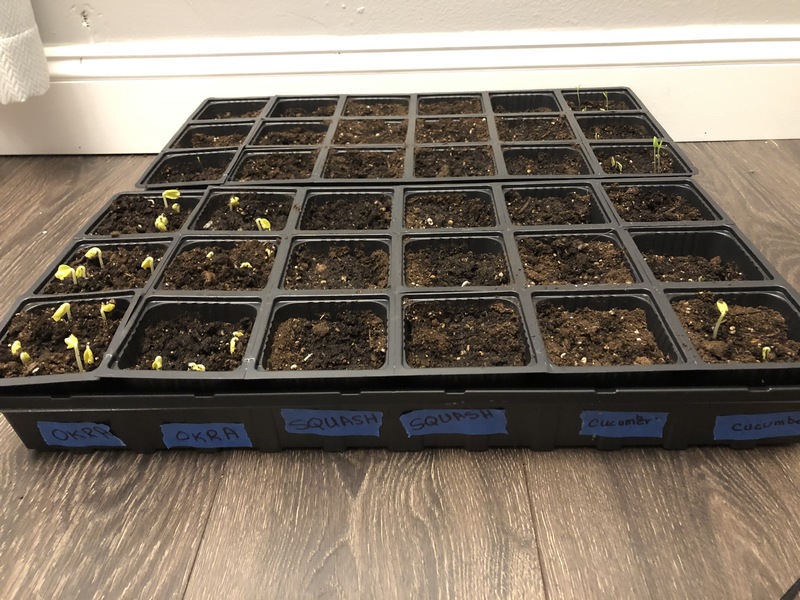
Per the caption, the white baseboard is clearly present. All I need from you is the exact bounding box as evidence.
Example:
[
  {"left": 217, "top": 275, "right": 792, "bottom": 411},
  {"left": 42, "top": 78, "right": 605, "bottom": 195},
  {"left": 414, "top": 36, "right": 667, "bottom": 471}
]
[{"left": 2, "top": 25, "right": 799, "bottom": 154}]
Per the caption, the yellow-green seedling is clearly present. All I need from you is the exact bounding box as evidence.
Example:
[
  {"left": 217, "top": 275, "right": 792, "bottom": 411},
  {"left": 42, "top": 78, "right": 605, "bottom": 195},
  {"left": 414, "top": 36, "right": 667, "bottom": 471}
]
[
  {"left": 229, "top": 330, "right": 244, "bottom": 354},
  {"left": 162, "top": 189, "right": 180, "bottom": 209},
  {"left": 239, "top": 262, "right": 253, "bottom": 269},
  {"left": 75, "top": 265, "right": 87, "bottom": 280},
  {"left": 10, "top": 340, "right": 22, "bottom": 356},
  {"left": 85, "top": 247, "right": 104, "bottom": 268},
  {"left": 65, "top": 334, "right": 84, "bottom": 372},
  {"left": 100, "top": 301, "right": 116, "bottom": 321},
  {"left": 141, "top": 256, "right": 155, "bottom": 273},
  {"left": 155, "top": 214, "right": 169, "bottom": 232},
  {"left": 255, "top": 217, "right": 271, "bottom": 231},
  {"left": 19, "top": 351, "right": 31, "bottom": 366},
  {"left": 188, "top": 362, "right": 206, "bottom": 372},
  {"left": 83, "top": 344, "right": 95, "bottom": 367},
  {"left": 762, "top": 346, "right": 772, "bottom": 361},
  {"left": 55, "top": 264, "right": 77, "bottom": 285},
  {"left": 151, "top": 355, "right": 163, "bottom": 370},
  {"left": 576, "top": 85, "right": 582, "bottom": 110},
  {"left": 652, "top": 136, "right": 665, "bottom": 172},
  {"left": 602, "top": 91, "right": 609, "bottom": 111},
  {"left": 52, "top": 302, "right": 72, "bottom": 322},
  {"left": 711, "top": 299, "right": 729, "bottom": 340},
  {"left": 229, "top": 195, "right": 240, "bottom": 212},
  {"left": 171, "top": 202, "right": 181, "bottom": 213},
  {"left": 610, "top": 156, "right": 623, "bottom": 174},
  {"left": 205, "top": 251, "right": 214, "bottom": 259}
]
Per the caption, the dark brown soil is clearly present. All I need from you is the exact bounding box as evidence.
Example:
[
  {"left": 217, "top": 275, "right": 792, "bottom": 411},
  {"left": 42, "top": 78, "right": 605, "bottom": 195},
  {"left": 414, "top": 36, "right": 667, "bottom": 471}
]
[
  {"left": 344, "top": 99, "right": 408, "bottom": 116},
  {"left": 418, "top": 97, "right": 483, "bottom": 115},
  {"left": 492, "top": 103, "right": 555, "bottom": 114},
  {"left": 415, "top": 118, "right": 489, "bottom": 143},
  {"left": 130, "top": 313, "right": 253, "bottom": 371},
  {"left": 301, "top": 193, "right": 391, "bottom": 230},
  {"left": 179, "top": 131, "right": 247, "bottom": 148},
  {"left": 496, "top": 116, "right": 573, "bottom": 141},
  {"left": 404, "top": 299, "right": 528, "bottom": 368},
  {"left": 271, "top": 102, "right": 337, "bottom": 117},
  {"left": 194, "top": 191, "right": 293, "bottom": 231},
  {"left": 604, "top": 185, "right": 705, "bottom": 222},
  {"left": 324, "top": 149, "right": 404, "bottom": 179},
  {"left": 151, "top": 155, "right": 228, "bottom": 184},
  {"left": 284, "top": 242, "right": 389, "bottom": 289},
  {"left": 582, "top": 122, "right": 650, "bottom": 140},
  {"left": 42, "top": 244, "right": 165, "bottom": 294},
  {"left": 404, "top": 193, "right": 495, "bottom": 228},
  {"left": 334, "top": 120, "right": 407, "bottom": 144},
  {"left": 265, "top": 309, "right": 387, "bottom": 370},
  {"left": 203, "top": 107, "right": 262, "bottom": 119},
  {"left": 565, "top": 95, "right": 634, "bottom": 111},
  {"left": 518, "top": 236, "right": 634, "bottom": 285},
  {"left": 405, "top": 240, "right": 509, "bottom": 287},
  {"left": 89, "top": 195, "right": 192, "bottom": 236},
  {"left": 505, "top": 149, "right": 585, "bottom": 176},
  {"left": 538, "top": 303, "right": 668, "bottom": 366},
  {"left": 505, "top": 189, "right": 591, "bottom": 226},
  {"left": 256, "top": 126, "right": 328, "bottom": 145},
  {"left": 644, "top": 253, "right": 745, "bottom": 282},
  {"left": 160, "top": 240, "right": 277, "bottom": 291},
  {"left": 0, "top": 300, "right": 125, "bottom": 377},
  {"left": 595, "top": 147, "right": 677, "bottom": 175},
  {"left": 234, "top": 151, "right": 318, "bottom": 180},
  {"left": 672, "top": 292, "right": 800, "bottom": 363},
  {"left": 414, "top": 147, "right": 495, "bottom": 178}
]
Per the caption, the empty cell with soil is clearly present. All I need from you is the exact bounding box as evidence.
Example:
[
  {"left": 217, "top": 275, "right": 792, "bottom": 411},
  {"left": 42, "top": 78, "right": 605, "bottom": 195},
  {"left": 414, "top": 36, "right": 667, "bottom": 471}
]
[
  {"left": 404, "top": 238, "right": 509, "bottom": 287},
  {"left": 404, "top": 298, "right": 529, "bottom": 368},
  {"left": 159, "top": 239, "right": 277, "bottom": 291},
  {"left": 300, "top": 193, "right": 392, "bottom": 230},
  {"left": 576, "top": 115, "right": 657, "bottom": 140},
  {"left": 192, "top": 190, "right": 293, "bottom": 232},
  {"left": 490, "top": 93, "right": 560, "bottom": 114},
  {"left": 255, "top": 122, "right": 329, "bottom": 145},
  {"left": 503, "top": 147, "right": 589, "bottom": 176},
  {"left": 264, "top": 303, "right": 387, "bottom": 371},
  {"left": 334, "top": 120, "right": 407, "bottom": 144},
  {"left": 268, "top": 98, "right": 337, "bottom": 118},
  {"left": 343, "top": 97, "right": 409, "bottom": 116},
  {"left": 517, "top": 235, "right": 634, "bottom": 285},
  {"left": 196, "top": 100, "right": 267, "bottom": 120},
  {"left": 495, "top": 116, "right": 573, "bottom": 141},
  {"left": 404, "top": 191, "right": 496, "bottom": 229},
  {"left": 418, "top": 96, "right": 483, "bottom": 115},
  {"left": 233, "top": 151, "right": 318, "bottom": 181},
  {"left": 603, "top": 184, "right": 709, "bottom": 222},
  {"left": 504, "top": 186, "right": 597, "bottom": 226},
  {"left": 415, "top": 147, "right": 495, "bottom": 178},
  {"left": 172, "top": 124, "right": 251, "bottom": 149},
  {"left": 149, "top": 152, "right": 234, "bottom": 185},
  {"left": 415, "top": 118, "right": 489, "bottom": 143},
  {"left": 324, "top": 149, "right": 404, "bottom": 179},
  {"left": 284, "top": 240, "right": 390, "bottom": 290}
]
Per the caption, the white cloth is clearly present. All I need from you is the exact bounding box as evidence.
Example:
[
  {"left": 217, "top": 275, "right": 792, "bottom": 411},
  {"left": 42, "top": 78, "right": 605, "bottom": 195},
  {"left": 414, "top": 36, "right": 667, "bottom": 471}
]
[{"left": 0, "top": 0, "right": 49, "bottom": 104}]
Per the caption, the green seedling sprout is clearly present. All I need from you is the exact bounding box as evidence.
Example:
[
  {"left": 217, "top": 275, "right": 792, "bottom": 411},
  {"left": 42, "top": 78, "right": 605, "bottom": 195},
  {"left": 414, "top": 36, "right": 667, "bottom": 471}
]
[
  {"left": 229, "top": 330, "right": 244, "bottom": 354},
  {"left": 171, "top": 202, "right": 181, "bottom": 213},
  {"left": 255, "top": 217, "right": 271, "bottom": 231},
  {"left": 83, "top": 344, "right": 95, "bottom": 367},
  {"left": 711, "top": 300, "right": 729, "bottom": 340},
  {"left": 65, "top": 334, "right": 84, "bottom": 372},
  {"left": 652, "top": 136, "right": 665, "bottom": 172},
  {"left": 610, "top": 156, "right": 623, "bottom": 174},
  {"left": 229, "top": 195, "right": 240, "bottom": 212},
  {"left": 155, "top": 214, "right": 169, "bottom": 232},
  {"left": 75, "top": 265, "right": 87, "bottom": 280},
  {"left": 206, "top": 251, "right": 214, "bottom": 259},
  {"left": 100, "top": 301, "right": 115, "bottom": 321},
  {"left": 141, "top": 256, "right": 155, "bottom": 273},
  {"left": 162, "top": 189, "right": 180, "bottom": 209},
  {"left": 188, "top": 362, "right": 206, "bottom": 372},
  {"left": 576, "top": 85, "right": 581, "bottom": 110},
  {"left": 85, "top": 247, "right": 104, "bottom": 268},
  {"left": 11, "top": 340, "right": 22, "bottom": 356},
  {"left": 152, "top": 355, "right": 163, "bottom": 370},
  {"left": 52, "top": 302, "right": 71, "bottom": 322},
  {"left": 19, "top": 351, "right": 31, "bottom": 366},
  {"left": 55, "top": 264, "right": 77, "bottom": 285},
  {"left": 602, "top": 91, "right": 609, "bottom": 111},
  {"left": 762, "top": 346, "right": 772, "bottom": 361},
  {"left": 239, "top": 262, "right": 253, "bottom": 269}
]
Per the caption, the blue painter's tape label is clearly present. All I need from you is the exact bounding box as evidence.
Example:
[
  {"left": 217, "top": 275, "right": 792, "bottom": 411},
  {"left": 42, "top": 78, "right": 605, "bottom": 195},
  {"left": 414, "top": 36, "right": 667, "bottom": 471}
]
[
  {"left": 580, "top": 411, "right": 668, "bottom": 439},
  {"left": 714, "top": 412, "right": 800, "bottom": 441},
  {"left": 281, "top": 409, "right": 382, "bottom": 437},
  {"left": 161, "top": 423, "right": 252, "bottom": 449},
  {"left": 37, "top": 422, "right": 125, "bottom": 448},
  {"left": 400, "top": 408, "right": 507, "bottom": 437}
]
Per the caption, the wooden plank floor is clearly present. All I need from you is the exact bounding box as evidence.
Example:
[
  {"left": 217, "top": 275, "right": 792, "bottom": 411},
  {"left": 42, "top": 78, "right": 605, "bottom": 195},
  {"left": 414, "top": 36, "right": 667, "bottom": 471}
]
[{"left": 0, "top": 143, "right": 799, "bottom": 599}]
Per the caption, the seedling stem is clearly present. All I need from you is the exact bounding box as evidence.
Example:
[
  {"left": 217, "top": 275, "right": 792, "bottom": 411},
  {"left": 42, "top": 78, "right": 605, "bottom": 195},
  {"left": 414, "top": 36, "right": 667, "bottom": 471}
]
[
  {"left": 229, "top": 196, "right": 240, "bottom": 212},
  {"left": 85, "top": 247, "right": 104, "bottom": 268},
  {"left": 100, "top": 301, "right": 115, "bottom": 320},
  {"left": 52, "top": 302, "right": 72, "bottom": 322},
  {"left": 162, "top": 189, "right": 180, "bottom": 209},
  {"left": 141, "top": 256, "right": 155, "bottom": 273},
  {"left": 711, "top": 300, "right": 729, "bottom": 340},
  {"left": 55, "top": 264, "right": 77, "bottom": 285},
  {"left": 65, "top": 334, "right": 84, "bottom": 372}
]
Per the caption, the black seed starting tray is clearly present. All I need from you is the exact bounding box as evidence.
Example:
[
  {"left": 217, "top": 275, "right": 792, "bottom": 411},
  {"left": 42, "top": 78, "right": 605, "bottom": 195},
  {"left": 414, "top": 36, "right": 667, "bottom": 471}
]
[
  {"left": 3, "top": 176, "right": 800, "bottom": 452},
  {"left": 136, "top": 88, "right": 696, "bottom": 189}
]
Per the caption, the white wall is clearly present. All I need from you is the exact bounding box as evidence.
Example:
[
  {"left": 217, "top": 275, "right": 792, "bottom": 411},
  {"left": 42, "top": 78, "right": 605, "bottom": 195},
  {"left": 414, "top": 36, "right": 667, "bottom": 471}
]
[{"left": 1, "top": 1, "right": 798, "bottom": 154}]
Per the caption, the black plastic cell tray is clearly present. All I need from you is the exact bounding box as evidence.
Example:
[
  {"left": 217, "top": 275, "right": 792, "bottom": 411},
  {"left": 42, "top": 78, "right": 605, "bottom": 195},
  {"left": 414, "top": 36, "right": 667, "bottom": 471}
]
[
  {"left": 4, "top": 175, "right": 800, "bottom": 451},
  {"left": 136, "top": 88, "right": 696, "bottom": 189}
]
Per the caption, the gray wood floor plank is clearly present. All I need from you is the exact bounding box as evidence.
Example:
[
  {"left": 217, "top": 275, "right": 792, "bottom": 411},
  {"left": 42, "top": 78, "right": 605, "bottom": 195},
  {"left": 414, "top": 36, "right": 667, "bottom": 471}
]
[{"left": 184, "top": 449, "right": 544, "bottom": 600}]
